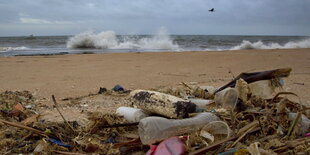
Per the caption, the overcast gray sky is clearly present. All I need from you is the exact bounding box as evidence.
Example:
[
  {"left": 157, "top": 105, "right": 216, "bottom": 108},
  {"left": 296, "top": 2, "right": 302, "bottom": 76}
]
[{"left": 0, "top": 0, "right": 309, "bottom": 36}]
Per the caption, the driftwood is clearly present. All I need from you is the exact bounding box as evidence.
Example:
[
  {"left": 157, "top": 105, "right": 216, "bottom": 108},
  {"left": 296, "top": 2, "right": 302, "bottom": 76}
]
[{"left": 215, "top": 68, "right": 292, "bottom": 93}]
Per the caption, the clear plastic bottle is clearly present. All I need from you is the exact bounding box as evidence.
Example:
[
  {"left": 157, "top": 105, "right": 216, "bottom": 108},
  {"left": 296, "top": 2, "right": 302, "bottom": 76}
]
[
  {"left": 138, "top": 112, "right": 219, "bottom": 144},
  {"left": 214, "top": 88, "right": 238, "bottom": 110}
]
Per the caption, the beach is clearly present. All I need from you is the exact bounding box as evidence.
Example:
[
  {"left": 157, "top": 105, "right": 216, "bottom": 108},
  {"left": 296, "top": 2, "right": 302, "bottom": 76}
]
[{"left": 0, "top": 48, "right": 310, "bottom": 105}]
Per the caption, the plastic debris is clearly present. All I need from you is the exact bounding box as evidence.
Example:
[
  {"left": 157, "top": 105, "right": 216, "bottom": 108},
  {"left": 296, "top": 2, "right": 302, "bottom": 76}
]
[
  {"left": 25, "top": 104, "right": 35, "bottom": 109},
  {"left": 14, "top": 103, "right": 25, "bottom": 112},
  {"left": 146, "top": 136, "right": 187, "bottom": 155},
  {"left": 116, "top": 106, "right": 149, "bottom": 122},
  {"left": 113, "top": 84, "right": 124, "bottom": 92},
  {"left": 188, "top": 98, "right": 213, "bottom": 108},
  {"left": 47, "top": 138, "right": 73, "bottom": 148},
  {"left": 200, "top": 121, "right": 231, "bottom": 143},
  {"left": 98, "top": 87, "right": 107, "bottom": 94},
  {"left": 138, "top": 112, "right": 219, "bottom": 144},
  {"left": 248, "top": 80, "right": 276, "bottom": 99},
  {"left": 214, "top": 88, "right": 238, "bottom": 110},
  {"left": 0, "top": 68, "right": 309, "bottom": 155},
  {"left": 217, "top": 148, "right": 238, "bottom": 155}
]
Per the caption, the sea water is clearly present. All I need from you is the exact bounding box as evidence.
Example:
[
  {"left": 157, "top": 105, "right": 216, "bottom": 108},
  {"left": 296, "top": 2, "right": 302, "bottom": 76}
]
[{"left": 0, "top": 30, "right": 309, "bottom": 56}]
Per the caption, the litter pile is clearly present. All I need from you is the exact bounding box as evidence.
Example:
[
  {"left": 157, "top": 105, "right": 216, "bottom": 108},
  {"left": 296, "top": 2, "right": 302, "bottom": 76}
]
[{"left": 1, "top": 68, "right": 309, "bottom": 154}]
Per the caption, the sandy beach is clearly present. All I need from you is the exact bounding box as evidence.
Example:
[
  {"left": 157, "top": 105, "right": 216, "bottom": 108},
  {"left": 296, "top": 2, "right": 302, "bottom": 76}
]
[{"left": 1, "top": 48, "right": 310, "bottom": 104}]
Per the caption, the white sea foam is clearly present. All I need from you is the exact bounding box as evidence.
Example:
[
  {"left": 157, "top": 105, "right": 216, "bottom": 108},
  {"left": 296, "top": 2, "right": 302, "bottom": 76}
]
[
  {"left": 0, "top": 46, "right": 29, "bottom": 52},
  {"left": 67, "top": 28, "right": 179, "bottom": 50},
  {"left": 231, "top": 39, "right": 310, "bottom": 50}
]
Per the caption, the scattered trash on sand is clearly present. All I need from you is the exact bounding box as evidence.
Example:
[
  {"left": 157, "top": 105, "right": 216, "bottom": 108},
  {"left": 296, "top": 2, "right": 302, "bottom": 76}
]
[{"left": 1, "top": 68, "right": 309, "bottom": 154}]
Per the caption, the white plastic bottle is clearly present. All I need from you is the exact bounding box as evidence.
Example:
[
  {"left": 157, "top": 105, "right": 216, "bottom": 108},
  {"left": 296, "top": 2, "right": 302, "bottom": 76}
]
[
  {"left": 138, "top": 112, "right": 219, "bottom": 144},
  {"left": 188, "top": 98, "right": 212, "bottom": 108},
  {"left": 116, "top": 107, "right": 149, "bottom": 122}
]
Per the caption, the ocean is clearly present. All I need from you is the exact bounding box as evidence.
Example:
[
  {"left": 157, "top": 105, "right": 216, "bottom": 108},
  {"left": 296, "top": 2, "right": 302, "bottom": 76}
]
[{"left": 0, "top": 30, "right": 309, "bottom": 56}]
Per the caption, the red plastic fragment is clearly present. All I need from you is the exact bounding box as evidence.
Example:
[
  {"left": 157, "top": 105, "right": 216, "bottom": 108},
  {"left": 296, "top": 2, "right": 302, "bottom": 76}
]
[{"left": 146, "top": 136, "right": 187, "bottom": 155}]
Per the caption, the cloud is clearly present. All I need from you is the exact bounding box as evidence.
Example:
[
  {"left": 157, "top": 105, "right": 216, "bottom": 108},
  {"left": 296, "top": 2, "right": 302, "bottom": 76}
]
[
  {"left": 0, "top": 0, "right": 310, "bottom": 36},
  {"left": 19, "top": 17, "right": 73, "bottom": 25}
]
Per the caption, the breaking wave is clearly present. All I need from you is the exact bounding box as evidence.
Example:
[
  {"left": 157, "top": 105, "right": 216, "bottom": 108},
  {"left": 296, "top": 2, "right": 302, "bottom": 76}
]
[
  {"left": 67, "top": 28, "right": 179, "bottom": 50},
  {"left": 231, "top": 39, "right": 310, "bottom": 50},
  {"left": 0, "top": 46, "right": 29, "bottom": 52}
]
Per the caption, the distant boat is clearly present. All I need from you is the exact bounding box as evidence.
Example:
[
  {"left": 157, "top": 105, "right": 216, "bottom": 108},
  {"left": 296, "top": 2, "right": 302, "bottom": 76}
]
[{"left": 26, "top": 34, "right": 36, "bottom": 39}]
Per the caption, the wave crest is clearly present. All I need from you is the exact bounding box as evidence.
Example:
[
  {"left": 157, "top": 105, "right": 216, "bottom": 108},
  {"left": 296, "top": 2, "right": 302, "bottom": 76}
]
[
  {"left": 0, "top": 46, "right": 29, "bottom": 52},
  {"left": 231, "top": 39, "right": 310, "bottom": 50},
  {"left": 67, "top": 28, "right": 179, "bottom": 50}
]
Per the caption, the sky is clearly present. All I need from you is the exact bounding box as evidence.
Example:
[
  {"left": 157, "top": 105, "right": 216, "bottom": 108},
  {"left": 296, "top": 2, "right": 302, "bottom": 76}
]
[{"left": 0, "top": 0, "right": 309, "bottom": 36}]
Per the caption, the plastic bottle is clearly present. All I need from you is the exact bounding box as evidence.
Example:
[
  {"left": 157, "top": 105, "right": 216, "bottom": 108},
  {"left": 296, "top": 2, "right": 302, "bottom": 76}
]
[
  {"left": 138, "top": 112, "right": 220, "bottom": 145},
  {"left": 116, "top": 107, "right": 149, "bottom": 122},
  {"left": 214, "top": 88, "right": 238, "bottom": 110},
  {"left": 188, "top": 98, "right": 212, "bottom": 108},
  {"left": 200, "top": 121, "right": 231, "bottom": 143}
]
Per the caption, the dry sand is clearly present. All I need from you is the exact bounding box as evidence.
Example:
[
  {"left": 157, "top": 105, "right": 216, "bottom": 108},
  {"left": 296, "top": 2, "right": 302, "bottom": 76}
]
[{"left": 0, "top": 48, "right": 310, "bottom": 104}]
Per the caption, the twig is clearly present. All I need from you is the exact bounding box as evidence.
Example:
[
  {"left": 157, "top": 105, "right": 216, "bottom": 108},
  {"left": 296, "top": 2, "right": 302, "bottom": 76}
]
[
  {"left": 0, "top": 118, "right": 60, "bottom": 139},
  {"left": 231, "top": 125, "right": 256, "bottom": 147},
  {"left": 0, "top": 119, "right": 47, "bottom": 137},
  {"left": 293, "top": 82, "right": 305, "bottom": 85},
  {"left": 237, "top": 120, "right": 259, "bottom": 136},
  {"left": 53, "top": 150, "right": 87, "bottom": 155},
  {"left": 189, "top": 136, "right": 237, "bottom": 155},
  {"left": 286, "top": 112, "right": 302, "bottom": 139},
  {"left": 271, "top": 92, "right": 299, "bottom": 103},
  {"left": 181, "top": 82, "right": 193, "bottom": 90},
  {"left": 113, "top": 138, "right": 141, "bottom": 148},
  {"left": 52, "top": 95, "right": 75, "bottom": 133},
  {"left": 273, "top": 137, "right": 310, "bottom": 153}
]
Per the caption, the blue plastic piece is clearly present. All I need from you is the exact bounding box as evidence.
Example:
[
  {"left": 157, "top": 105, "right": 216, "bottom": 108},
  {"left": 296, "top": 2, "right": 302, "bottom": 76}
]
[
  {"left": 104, "top": 132, "right": 118, "bottom": 144},
  {"left": 113, "top": 84, "right": 124, "bottom": 91},
  {"left": 218, "top": 148, "right": 238, "bottom": 155},
  {"left": 105, "top": 137, "right": 118, "bottom": 144},
  {"left": 279, "top": 79, "right": 284, "bottom": 86},
  {"left": 48, "top": 138, "right": 73, "bottom": 148}
]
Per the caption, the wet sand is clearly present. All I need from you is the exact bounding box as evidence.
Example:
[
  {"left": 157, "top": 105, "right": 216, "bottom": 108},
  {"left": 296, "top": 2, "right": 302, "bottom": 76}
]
[{"left": 0, "top": 48, "right": 310, "bottom": 104}]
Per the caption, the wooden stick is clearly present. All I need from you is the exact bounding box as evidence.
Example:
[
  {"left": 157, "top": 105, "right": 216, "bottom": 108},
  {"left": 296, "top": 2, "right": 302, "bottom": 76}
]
[
  {"left": 53, "top": 150, "right": 87, "bottom": 155},
  {"left": 0, "top": 119, "right": 47, "bottom": 137},
  {"left": 0, "top": 118, "right": 60, "bottom": 139},
  {"left": 286, "top": 112, "right": 302, "bottom": 138},
  {"left": 231, "top": 125, "right": 256, "bottom": 147},
  {"left": 181, "top": 82, "right": 193, "bottom": 90},
  {"left": 52, "top": 95, "right": 75, "bottom": 133},
  {"left": 273, "top": 137, "right": 310, "bottom": 153}
]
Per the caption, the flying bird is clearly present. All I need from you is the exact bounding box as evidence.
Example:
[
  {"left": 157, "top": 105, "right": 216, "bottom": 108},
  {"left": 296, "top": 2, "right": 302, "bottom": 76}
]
[{"left": 209, "top": 8, "right": 214, "bottom": 12}]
